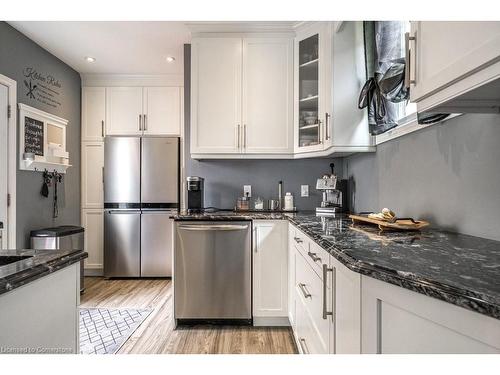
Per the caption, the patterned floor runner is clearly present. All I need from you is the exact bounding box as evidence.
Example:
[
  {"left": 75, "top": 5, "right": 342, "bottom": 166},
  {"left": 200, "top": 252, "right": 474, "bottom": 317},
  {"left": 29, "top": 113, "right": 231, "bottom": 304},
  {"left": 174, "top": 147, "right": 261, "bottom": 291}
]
[{"left": 79, "top": 307, "right": 152, "bottom": 354}]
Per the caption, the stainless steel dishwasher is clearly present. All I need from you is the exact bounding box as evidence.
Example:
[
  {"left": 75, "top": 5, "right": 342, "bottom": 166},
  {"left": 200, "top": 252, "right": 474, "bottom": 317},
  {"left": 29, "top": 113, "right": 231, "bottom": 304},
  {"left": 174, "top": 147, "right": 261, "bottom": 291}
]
[{"left": 174, "top": 221, "right": 252, "bottom": 324}]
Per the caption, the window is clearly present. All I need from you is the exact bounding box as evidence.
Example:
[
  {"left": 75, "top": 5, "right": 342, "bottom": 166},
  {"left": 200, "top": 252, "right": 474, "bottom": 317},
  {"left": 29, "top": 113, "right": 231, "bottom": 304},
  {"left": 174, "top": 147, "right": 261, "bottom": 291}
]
[{"left": 395, "top": 22, "right": 417, "bottom": 126}]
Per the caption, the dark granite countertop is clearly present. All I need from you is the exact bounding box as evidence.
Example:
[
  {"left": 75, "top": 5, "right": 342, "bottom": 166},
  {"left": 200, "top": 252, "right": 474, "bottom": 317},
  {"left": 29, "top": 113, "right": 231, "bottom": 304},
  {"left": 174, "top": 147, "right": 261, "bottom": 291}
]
[
  {"left": 172, "top": 210, "right": 291, "bottom": 221},
  {"left": 173, "top": 210, "right": 500, "bottom": 320},
  {"left": 0, "top": 249, "right": 87, "bottom": 296}
]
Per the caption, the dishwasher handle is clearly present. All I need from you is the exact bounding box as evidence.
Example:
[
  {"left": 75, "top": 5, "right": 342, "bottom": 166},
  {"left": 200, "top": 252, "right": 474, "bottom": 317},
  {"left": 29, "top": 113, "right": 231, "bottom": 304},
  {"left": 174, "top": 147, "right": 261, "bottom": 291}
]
[{"left": 178, "top": 224, "right": 249, "bottom": 231}]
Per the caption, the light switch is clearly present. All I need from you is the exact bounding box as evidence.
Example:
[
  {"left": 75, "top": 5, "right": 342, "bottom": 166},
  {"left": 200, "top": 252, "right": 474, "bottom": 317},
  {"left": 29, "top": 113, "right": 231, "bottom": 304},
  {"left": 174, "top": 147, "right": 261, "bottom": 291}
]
[
  {"left": 244, "top": 185, "right": 252, "bottom": 197},
  {"left": 301, "top": 185, "right": 309, "bottom": 197}
]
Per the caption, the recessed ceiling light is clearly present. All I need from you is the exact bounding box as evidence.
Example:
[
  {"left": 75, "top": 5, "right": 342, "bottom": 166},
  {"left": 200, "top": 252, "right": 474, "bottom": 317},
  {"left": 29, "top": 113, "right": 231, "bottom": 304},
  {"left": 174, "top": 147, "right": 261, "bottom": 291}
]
[
  {"left": 166, "top": 56, "right": 176, "bottom": 63},
  {"left": 85, "top": 56, "right": 96, "bottom": 63}
]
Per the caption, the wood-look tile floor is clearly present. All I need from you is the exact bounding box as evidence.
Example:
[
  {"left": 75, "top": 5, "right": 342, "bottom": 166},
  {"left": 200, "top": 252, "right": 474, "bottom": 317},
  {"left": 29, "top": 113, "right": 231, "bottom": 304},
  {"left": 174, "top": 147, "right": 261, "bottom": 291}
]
[{"left": 81, "top": 277, "right": 298, "bottom": 354}]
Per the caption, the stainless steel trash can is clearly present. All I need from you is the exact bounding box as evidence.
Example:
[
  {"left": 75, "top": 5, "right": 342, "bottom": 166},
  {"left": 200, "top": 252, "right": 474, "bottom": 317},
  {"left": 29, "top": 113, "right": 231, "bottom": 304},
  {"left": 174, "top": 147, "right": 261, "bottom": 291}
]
[{"left": 30, "top": 225, "right": 85, "bottom": 293}]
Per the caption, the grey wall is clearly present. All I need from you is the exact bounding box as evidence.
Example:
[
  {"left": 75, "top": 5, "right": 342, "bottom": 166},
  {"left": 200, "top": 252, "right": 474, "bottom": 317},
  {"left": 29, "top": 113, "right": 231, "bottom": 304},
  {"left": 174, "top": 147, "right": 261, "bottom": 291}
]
[
  {"left": 0, "top": 22, "right": 81, "bottom": 247},
  {"left": 183, "top": 44, "right": 342, "bottom": 210},
  {"left": 344, "top": 113, "right": 500, "bottom": 241}
]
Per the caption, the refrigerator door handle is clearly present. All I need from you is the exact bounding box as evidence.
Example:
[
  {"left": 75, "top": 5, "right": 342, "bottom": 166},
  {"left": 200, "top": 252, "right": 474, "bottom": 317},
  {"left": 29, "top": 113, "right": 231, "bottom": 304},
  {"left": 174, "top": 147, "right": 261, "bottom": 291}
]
[{"left": 139, "top": 114, "right": 143, "bottom": 131}]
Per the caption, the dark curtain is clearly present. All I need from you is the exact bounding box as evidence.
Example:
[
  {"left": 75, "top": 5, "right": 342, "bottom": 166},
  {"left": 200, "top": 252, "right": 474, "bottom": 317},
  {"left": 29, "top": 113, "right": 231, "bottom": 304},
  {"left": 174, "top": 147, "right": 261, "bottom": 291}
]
[
  {"left": 361, "top": 21, "right": 449, "bottom": 132},
  {"left": 363, "top": 21, "right": 407, "bottom": 135}
]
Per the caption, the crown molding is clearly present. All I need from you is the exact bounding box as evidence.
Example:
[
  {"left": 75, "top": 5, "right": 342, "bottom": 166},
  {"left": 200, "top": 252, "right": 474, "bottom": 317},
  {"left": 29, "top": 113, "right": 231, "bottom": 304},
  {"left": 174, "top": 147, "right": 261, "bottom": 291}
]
[
  {"left": 81, "top": 74, "right": 184, "bottom": 87},
  {"left": 186, "top": 21, "right": 302, "bottom": 35}
]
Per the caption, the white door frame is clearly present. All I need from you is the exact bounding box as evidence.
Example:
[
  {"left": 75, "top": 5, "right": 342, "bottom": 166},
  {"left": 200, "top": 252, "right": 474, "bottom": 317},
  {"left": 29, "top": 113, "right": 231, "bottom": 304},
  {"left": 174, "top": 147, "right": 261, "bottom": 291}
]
[{"left": 0, "top": 74, "right": 17, "bottom": 249}]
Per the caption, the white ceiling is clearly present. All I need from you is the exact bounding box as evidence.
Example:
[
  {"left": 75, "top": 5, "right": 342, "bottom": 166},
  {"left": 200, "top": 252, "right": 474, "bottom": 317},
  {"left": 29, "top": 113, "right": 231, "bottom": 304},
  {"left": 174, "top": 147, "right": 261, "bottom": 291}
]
[{"left": 8, "top": 21, "right": 191, "bottom": 75}]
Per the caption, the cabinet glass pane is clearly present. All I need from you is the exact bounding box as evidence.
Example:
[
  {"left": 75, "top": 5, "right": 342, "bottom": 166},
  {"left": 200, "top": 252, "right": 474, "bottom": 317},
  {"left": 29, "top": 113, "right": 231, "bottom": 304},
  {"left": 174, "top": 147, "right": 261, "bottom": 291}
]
[{"left": 298, "top": 34, "right": 320, "bottom": 148}]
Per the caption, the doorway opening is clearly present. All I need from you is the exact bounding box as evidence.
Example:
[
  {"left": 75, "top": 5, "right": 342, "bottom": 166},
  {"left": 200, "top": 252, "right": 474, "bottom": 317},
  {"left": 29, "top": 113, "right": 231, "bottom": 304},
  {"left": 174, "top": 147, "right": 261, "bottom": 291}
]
[{"left": 0, "top": 74, "right": 17, "bottom": 249}]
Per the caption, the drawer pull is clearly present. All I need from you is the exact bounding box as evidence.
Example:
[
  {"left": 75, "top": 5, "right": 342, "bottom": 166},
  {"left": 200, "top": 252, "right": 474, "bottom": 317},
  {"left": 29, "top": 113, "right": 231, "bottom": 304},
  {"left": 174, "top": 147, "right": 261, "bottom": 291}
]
[
  {"left": 298, "top": 283, "right": 312, "bottom": 299},
  {"left": 299, "top": 338, "right": 310, "bottom": 354},
  {"left": 293, "top": 237, "right": 303, "bottom": 244},
  {"left": 322, "top": 264, "right": 334, "bottom": 320},
  {"left": 307, "top": 251, "right": 321, "bottom": 263}
]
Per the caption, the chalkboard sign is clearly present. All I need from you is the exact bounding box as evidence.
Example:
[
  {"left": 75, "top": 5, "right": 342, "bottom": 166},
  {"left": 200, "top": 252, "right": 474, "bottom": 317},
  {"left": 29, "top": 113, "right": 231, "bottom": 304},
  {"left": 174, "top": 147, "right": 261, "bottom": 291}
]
[{"left": 24, "top": 116, "right": 44, "bottom": 156}]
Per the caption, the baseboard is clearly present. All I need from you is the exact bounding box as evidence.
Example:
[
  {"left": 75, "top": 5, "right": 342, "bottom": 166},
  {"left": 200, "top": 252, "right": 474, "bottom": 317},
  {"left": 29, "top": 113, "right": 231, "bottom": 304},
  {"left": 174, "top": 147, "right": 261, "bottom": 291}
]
[
  {"left": 84, "top": 268, "right": 103, "bottom": 277},
  {"left": 253, "top": 316, "right": 291, "bottom": 327}
]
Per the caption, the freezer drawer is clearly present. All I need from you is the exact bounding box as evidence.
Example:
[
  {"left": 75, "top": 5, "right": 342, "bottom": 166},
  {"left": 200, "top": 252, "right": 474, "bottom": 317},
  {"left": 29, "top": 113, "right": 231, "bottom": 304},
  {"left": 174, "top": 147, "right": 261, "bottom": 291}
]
[
  {"left": 104, "top": 137, "right": 140, "bottom": 204},
  {"left": 104, "top": 210, "right": 140, "bottom": 277},
  {"left": 141, "top": 137, "right": 179, "bottom": 204},
  {"left": 174, "top": 221, "right": 252, "bottom": 320},
  {"left": 141, "top": 211, "right": 173, "bottom": 277}
]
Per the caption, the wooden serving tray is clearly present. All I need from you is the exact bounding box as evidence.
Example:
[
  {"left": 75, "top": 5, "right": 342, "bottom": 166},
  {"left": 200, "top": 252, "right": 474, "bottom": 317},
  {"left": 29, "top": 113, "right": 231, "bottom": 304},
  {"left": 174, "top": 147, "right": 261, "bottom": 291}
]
[{"left": 349, "top": 214, "right": 430, "bottom": 231}]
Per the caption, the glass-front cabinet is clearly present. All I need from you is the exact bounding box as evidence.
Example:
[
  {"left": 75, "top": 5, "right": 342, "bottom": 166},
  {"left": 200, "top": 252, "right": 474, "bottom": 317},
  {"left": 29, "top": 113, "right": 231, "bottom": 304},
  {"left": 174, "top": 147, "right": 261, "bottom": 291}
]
[{"left": 295, "top": 23, "right": 333, "bottom": 153}]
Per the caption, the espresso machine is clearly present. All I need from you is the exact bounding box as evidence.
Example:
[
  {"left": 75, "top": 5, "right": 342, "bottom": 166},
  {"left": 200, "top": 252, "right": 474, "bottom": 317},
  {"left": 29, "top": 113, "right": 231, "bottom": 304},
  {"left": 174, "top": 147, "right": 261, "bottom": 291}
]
[
  {"left": 186, "top": 176, "right": 204, "bottom": 213},
  {"left": 315, "top": 163, "right": 346, "bottom": 216}
]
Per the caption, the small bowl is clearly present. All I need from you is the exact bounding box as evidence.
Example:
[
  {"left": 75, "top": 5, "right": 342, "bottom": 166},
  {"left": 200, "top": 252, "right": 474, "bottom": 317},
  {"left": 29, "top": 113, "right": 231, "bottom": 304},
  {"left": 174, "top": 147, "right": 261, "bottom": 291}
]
[{"left": 304, "top": 116, "right": 318, "bottom": 125}]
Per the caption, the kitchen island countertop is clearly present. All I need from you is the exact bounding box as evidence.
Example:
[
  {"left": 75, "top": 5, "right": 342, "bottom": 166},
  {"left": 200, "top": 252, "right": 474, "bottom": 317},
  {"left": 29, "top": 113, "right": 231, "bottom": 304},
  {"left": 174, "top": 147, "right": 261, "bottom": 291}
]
[
  {"left": 0, "top": 249, "right": 87, "bottom": 296},
  {"left": 173, "top": 210, "right": 500, "bottom": 320}
]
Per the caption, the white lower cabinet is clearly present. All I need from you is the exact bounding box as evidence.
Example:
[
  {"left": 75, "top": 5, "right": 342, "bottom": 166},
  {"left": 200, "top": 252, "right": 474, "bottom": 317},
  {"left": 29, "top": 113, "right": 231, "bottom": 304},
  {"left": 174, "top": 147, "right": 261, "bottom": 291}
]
[
  {"left": 253, "top": 221, "right": 288, "bottom": 325},
  {"left": 81, "top": 209, "right": 104, "bottom": 274},
  {"left": 361, "top": 276, "right": 500, "bottom": 354},
  {"left": 288, "top": 222, "right": 500, "bottom": 354},
  {"left": 81, "top": 142, "right": 104, "bottom": 209},
  {"left": 333, "top": 256, "right": 361, "bottom": 354},
  {"left": 294, "top": 249, "right": 330, "bottom": 354},
  {"left": 0, "top": 264, "right": 80, "bottom": 353},
  {"left": 288, "top": 225, "right": 297, "bottom": 329}
]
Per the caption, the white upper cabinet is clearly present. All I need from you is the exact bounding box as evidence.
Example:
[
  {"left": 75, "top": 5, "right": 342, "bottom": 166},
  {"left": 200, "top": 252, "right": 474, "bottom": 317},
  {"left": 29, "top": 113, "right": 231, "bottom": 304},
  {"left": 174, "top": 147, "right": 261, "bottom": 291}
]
[
  {"left": 82, "top": 87, "right": 105, "bottom": 141},
  {"left": 331, "top": 21, "right": 372, "bottom": 149},
  {"left": 106, "top": 87, "right": 143, "bottom": 136},
  {"left": 105, "top": 86, "right": 182, "bottom": 136},
  {"left": 191, "top": 38, "right": 242, "bottom": 154},
  {"left": 409, "top": 21, "right": 500, "bottom": 113},
  {"left": 143, "top": 87, "right": 181, "bottom": 136},
  {"left": 295, "top": 23, "right": 332, "bottom": 154},
  {"left": 242, "top": 38, "right": 293, "bottom": 154},
  {"left": 295, "top": 22, "right": 373, "bottom": 156},
  {"left": 190, "top": 22, "right": 373, "bottom": 159},
  {"left": 191, "top": 36, "right": 294, "bottom": 158}
]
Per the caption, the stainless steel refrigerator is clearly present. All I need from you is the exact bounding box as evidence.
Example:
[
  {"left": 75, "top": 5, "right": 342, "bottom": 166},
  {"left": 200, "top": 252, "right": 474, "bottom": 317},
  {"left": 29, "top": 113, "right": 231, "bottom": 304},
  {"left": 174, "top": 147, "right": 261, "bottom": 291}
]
[{"left": 104, "top": 137, "right": 179, "bottom": 278}]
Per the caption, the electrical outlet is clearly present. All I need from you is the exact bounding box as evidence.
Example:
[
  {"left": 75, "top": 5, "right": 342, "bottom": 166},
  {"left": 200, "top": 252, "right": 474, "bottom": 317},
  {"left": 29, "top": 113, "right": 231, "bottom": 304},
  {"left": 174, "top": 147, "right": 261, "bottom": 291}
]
[
  {"left": 301, "top": 185, "right": 309, "bottom": 197},
  {"left": 243, "top": 185, "right": 252, "bottom": 197}
]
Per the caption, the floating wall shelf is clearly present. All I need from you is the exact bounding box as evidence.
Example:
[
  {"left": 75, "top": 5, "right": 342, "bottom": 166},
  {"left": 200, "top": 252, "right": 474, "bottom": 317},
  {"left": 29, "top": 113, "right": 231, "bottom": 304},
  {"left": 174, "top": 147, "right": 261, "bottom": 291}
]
[{"left": 18, "top": 103, "right": 71, "bottom": 174}]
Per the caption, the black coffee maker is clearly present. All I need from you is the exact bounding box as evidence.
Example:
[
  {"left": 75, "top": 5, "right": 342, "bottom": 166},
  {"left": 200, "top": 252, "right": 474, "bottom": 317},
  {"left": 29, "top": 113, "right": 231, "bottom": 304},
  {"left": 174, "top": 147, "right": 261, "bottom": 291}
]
[{"left": 186, "top": 176, "right": 204, "bottom": 213}]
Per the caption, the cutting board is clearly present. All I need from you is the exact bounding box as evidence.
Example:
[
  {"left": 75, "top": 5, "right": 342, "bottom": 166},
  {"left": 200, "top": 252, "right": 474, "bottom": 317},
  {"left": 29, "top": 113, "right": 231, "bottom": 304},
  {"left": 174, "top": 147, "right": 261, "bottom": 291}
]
[{"left": 349, "top": 214, "right": 430, "bottom": 231}]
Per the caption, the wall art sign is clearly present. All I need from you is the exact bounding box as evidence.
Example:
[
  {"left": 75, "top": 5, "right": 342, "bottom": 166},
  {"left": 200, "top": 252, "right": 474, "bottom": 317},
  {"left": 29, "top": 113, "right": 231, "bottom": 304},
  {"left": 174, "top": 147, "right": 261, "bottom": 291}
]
[
  {"left": 24, "top": 116, "right": 44, "bottom": 156},
  {"left": 23, "top": 67, "right": 62, "bottom": 108}
]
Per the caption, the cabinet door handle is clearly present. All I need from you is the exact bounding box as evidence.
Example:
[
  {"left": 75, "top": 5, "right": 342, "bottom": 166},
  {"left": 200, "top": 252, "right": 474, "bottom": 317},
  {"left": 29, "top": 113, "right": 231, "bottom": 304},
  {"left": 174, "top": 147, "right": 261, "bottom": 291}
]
[
  {"left": 325, "top": 113, "right": 330, "bottom": 140},
  {"left": 308, "top": 251, "right": 321, "bottom": 263},
  {"left": 318, "top": 119, "right": 323, "bottom": 144},
  {"left": 405, "top": 32, "right": 417, "bottom": 88},
  {"left": 144, "top": 114, "right": 147, "bottom": 131},
  {"left": 139, "top": 114, "right": 142, "bottom": 131},
  {"left": 102, "top": 167, "right": 104, "bottom": 185},
  {"left": 243, "top": 124, "right": 247, "bottom": 149},
  {"left": 299, "top": 338, "right": 310, "bottom": 354},
  {"left": 298, "top": 283, "right": 311, "bottom": 299},
  {"left": 322, "top": 264, "right": 334, "bottom": 320},
  {"left": 293, "top": 237, "right": 303, "bottom": 244},
  {"left": 101, "top": 120, "right": 104, "bottom": 137},
  {"left": 237, "top": 124, "right": 241, "bottom": 149}
]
